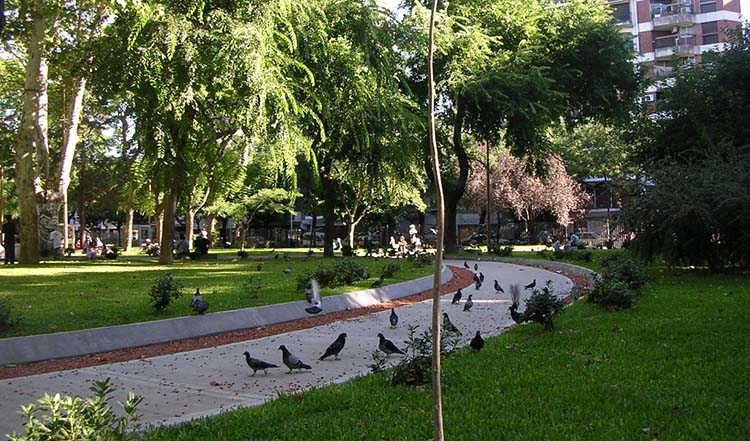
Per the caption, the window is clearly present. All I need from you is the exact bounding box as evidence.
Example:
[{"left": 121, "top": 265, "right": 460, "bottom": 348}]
[
  {"left": 612, "top": 2, "right": 631, "bottom": 23},
  {"left": 702, "top": 21, "right": 719, "bottom": 45},
  {"left": 700, "top": 0, "right": 716, "bottom": 13}
]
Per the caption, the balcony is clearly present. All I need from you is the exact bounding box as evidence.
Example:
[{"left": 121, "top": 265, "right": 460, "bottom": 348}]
[
  {"left": 653, "top": 65, "right": 675, "bottom": 78},
  {"left": 653, "top": 35, "right": 696, "bottom": 60},
  {"left": 651, "top": 2, "right": 695, "bottom": 30}
]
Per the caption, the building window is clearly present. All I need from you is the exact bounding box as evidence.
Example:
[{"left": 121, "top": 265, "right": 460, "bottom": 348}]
[
  {"left": 702, "top": 21, "right": 719, "bottom": 45},
  {"left": 612, "top": 3, "right": 631, "bottom": 24},
  {"left": 700, "top": 0, "right": 716, "bottom": 13}
]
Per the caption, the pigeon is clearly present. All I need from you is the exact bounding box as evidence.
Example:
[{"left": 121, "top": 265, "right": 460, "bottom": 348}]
[
  {"left": 283, "top": 268, "right": 291, "bottom": 274},
  {"left": 442, "top": 312, "right": 461, "bottom": 335},
  {"left": 509, "top": 303, "right": 526, "bottom": 324},
  {"left": 256, "top": 263, "right": 263, "bottom": 271},
  {"left": 493, "top": 280, "right": 504, "bottom": 293},
  {"left": 319, "top": 333, "right": 347, "bottom": 360},
  {"left": 389, "top": 308, "right": 399, "bottom": 328},
  {"left": 464, "top": 261, "right": 470, "bottom": 269},
  {"left": 378, "top": 333, "right": 405, "bottom": 357},
  {"left": 279, "top": 345, "right": 312, "bottom": 372},
  {"left": 304, "top": 286, "right": 313, "bottom": 304},
  {"left": 475, "top": 280, "right": 482, "bottom": 290},
  {"left": 305, "top": 279, "right": 323, "bottom": 314},
  {"left": 474, "top": 263, "right": 479, "bottom": 271},
  {"left": 479, "top": 272, "right": 484, "bottom": 282},
  {"left": 274, "top": 254, "right": 280, "bottom": 259},
  {"left": 463, "top": 294, "right": 474, "bottom": 312},
  {"left": 451, "top": 288, "right": 463, "bottom": 305},
  {"left": 243, "top": 351, "right": 278, "bottom": 376},
  {"left": 190, "top": 289, "right": 209, "bottom": 315},
  {"left": 524, "top": 279, "right": 537, "bottom": 290},
  {"left": 470, "top": 331, "right": 484, "bottom": 352},
  {"left": 473, "top": 272, "right": 481, "bottom": 283},
  {"left": 284, "top": 253, "right": 290, "bottom": 261},
  {"left": 371, "top": 276, "right": 384, "bottom": 288}
]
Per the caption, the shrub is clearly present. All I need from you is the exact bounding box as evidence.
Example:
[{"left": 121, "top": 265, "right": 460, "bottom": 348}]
[
  {"left": 523, "top": 281, "right": 566, "bottom": 331},
  {"left": 237, "top": 250, "right": 249, "bottom": 259},
  {"left": 381, "top": 261, "right": 401, "bottom": 278},
  {"left": 599, "top": 252, "right": 647, "bottom": 293},
  {"left": 0, "top": 299, "right": 22, "bottom": 334},
  {"left": 413, "top": 253, "right": 435, "bottom": 268},
  {"left": 492, "top": 245, "right": 513, "bottom": 257},
  {"left": 550, "top": 249, "right": 593, "bottom": 262},
  {"left": 149, "top": 272, "right": 185, "bottom": 312},
  {"left": 296, "top": 259, "right": 367, "bottom": 289},
  {"left": 8, "top": 378, "right": 142, "bottom": 441},
  {"left": 387, "top": 325, "right": 461, "bottom": 387},
  {"left": 589, "top": 280, "right": 635, "bottom": 311}
]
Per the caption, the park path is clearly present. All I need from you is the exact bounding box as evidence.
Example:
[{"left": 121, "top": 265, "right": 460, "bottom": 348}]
[{"left": 0, "top": 260, "right": 573, "bottom": 437}]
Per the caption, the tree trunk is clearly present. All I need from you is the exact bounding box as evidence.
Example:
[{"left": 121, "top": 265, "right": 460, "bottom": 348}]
[
  {"left": 485, "top": 141, "right": 491, "bottom": 250},
  {"left": 186, "top": 207, "right": 196, "bottom": 248},
  {"left": 78, "top": 197, "right": 87, "bottom": 246},
  {"left": 123, "top": 186, "right": 136, "bottom": 251},
  {"left": 442, "top": 100, "right": 468, "bottom": 253},
  {"left": 348, "top": 220, "right": 356, "bottom": 250},
  {"left": 37, "top": 198, "right": 61, "bottom": 256},
  {"left": 205, "top": 213, "right": 217, "bottom": 243},
  {"left": 427, "top": 0, "right": 445, "bottom": 438},
  {"left": 320, "top": 160, "right": 336, "bottom": 257},
  {"left": 159, "top": 189, "right": 176, "bottom": 265}
]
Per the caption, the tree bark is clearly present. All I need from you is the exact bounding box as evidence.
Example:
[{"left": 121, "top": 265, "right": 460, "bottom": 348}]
[
  {"left": 485, "top": 141, "right": 491, "bottom": 250},
  {"left": 159, "top": 189, "right": 176, "bottom": 265},
  {"left": 123, "top": 185, "right": 136, "bottom": 251},
  {"left": 320, "top": 157, "right": 336, "bottom": 257},
  {"left": 205, "top": 213, "right": 217, "bottom": 243},
  {"left": 427, "top": 0, "right": 445, "bottom": 438},
  {"left": 442, "top": 99, "right": 468, "bottom": 253}
]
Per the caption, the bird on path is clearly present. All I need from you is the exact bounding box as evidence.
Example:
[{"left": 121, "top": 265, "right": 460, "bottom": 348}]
[
  {"left": 305, "top": 279, "right": 323, "bottom": 314},
  {"left": 479, "top": 272, "right": 485, "bottom": 283},
  {"left": 243, "top": 351, "right": 278, "bottom": 376},
  {"left": 304, "top": 286, "right": 313, "bottom": 304},
  {"left": 451, "top": 288, "right": 463, "bottom": 305},
  {"left": 389, "top": 308, "right": 399, "bottom": 328},
  {"left": 524, "top": 279, "right": 537, "bottom": 290},
  {"left": 319, "top": 333, "right": 347, "bottom": 360},
  {"left": 470, "top": 331, "right": 484, "bottom": 352},
  {"left": 279, "top": 345, "right": 312, "bottom": 372},
  {"left": 442, "top": 312, "right": 461, "bottom": 335},
  {"left": 371, "top": 275, "right": 385, "bottom": 288},
  {"left": 509, "top": 303, "right": 526, "bottom": 324},
  {"left": 475, "top": 280, "right": 482, "bottom": 290},
  {"left": 473, "top": 272, "right": 481, "bottom": 283},
  {"left": 378, "top": 333, "right": 405, "bottom": 357},
  {"left": 463, "top": 294, "right": 474, "bottom": 312},
  {"left": 494, "top": 280, "right": 504, "bottom": 293},
  {"left": 190, "top": 289, "right": 209, "bottom": 315},
  {"left": 464, "top": 261, "right": 470, "bottom": 269},
  {"left": 474, "top": 263, "right": 479, "bottom": 271}
]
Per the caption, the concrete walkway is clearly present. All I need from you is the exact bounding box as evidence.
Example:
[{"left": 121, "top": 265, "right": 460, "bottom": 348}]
[{"left": 0, "top": 260, "right": 576, "bottom": 437}]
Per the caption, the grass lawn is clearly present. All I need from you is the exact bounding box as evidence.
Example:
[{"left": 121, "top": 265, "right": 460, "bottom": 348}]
[
  {"left": 0, "top": 257, "right": 434, "bottom": 338},
  {"left": 146, "top": 264, "right": 750, "bottom": 440}
]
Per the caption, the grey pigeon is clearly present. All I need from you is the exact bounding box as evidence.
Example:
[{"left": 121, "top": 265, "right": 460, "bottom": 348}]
[
  {"left": 474, "top": 263, "right": 479, "bottom": 271},
  {"left": 362, "top": 271, "right": 370, "bottom": 280},
  {"left": 243, "top": 351, "right": 278, "bottom": 375},
  {"left": 305, "top": 279, "right": 323, "bottom": 314},
  {"left": 319, "top": 333, "right": 347, "bottom": 360},
  {"left": 493, "top": 280, "right": 504, "bottom": 293},
  {"left": 304, "top": 286, "right": 313, "bottom": 303},
  {"left": 475, "top": 280, "right": 482, "bottom": 290},
  {"left": 463, "top": 261, "right": 470, "bottom": 269},
  {"left": 279, "top": 345, "right": 312, "bottom": 372},
  {"left": 283, "top": 268, "right": 291, "bottom": 274},
  {"left": 470, "top": 331, "right": 484, "bottom": 352},
  {"left": 256, "top": 263, "right": 263, "bottom": 271},
  {"left": 451, "top": 288, "right": 462, "bottom": 304},
  {"left": 473, "top": 273, "right": 481, "bottom": 283},
  {"left": 389, "top": 308, "right": 399, "bottom": 328},
  {"left": 378, "top": 333, "right": 405, "bottom": 357},
  {"left": 371, "top": 275, "right": 384, "bottom": 288},
  {"left": 442, "top": 312, "right": 461, "bottom": 335},
  {"left": 524, "top": 279, "right": 537, "bottom": 290},
  {"left": 463, "top": 294, "right": 474, "bottom": 312},
  {"left": 479, "top": 272, "right": 484, "bottom": 282},
  {"left": 190, "top": 289, "right": 209, "bottom": 315}
]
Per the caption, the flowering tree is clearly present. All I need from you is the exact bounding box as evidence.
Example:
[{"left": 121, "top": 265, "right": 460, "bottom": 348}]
[{"left": 464, "top": 149, "right": 588, "bottom": 233}]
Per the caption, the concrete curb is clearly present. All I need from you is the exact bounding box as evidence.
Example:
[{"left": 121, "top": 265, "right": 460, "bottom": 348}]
[
  {"left": 489, "top": 257, "right": 596, "bottom": 286},
  {"left": 0, "top": 266, "right": 453, "bottom": 366}
]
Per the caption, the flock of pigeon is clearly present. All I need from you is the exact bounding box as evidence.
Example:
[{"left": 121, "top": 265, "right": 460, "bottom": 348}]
[{"left": 238, "top": 260, "right": 541, "bottom": 376}]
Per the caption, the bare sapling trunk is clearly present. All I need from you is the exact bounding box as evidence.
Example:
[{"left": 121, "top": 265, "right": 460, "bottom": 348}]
[
  {"left": 123, "top": 185, "right": 136, "bottom": 250},
  {"left": 159, "top": 189, "right": 176, "bottom": 265},
  {"left": 427, "top": 0, "right": 445, "bottom": 439},
  {"left": 485, "top": 141, "right": 491, "bottom": 251}
]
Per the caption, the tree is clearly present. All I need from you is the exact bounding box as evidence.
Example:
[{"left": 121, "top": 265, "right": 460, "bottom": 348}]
[
  {"left": 5, "top": 0, "right": 126, "bottom": 262},
  {"left": 0, "top": 58, "right": 23, "bottom": 223},
  {"left": 464, "top": 149, "right": 588, "bottom": 234}
]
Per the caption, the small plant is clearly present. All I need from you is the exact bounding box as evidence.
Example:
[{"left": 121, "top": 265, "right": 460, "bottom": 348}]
[
  {"left": 381, "top": 261, "right": 402, "bottom": 278},
  {"left": 149, "top": 272, "right": 185, "bottom": 312},
  {"left": 296, "top": 259, "right": 367, "bottom": 289},
  {"left": 242, "top": 275, "right": 262, "bottom": 298},
  {"left": 237, "top": 250, "right": 249, "bottom": 259},
  {"left": 523, "top": 281, "right": 566, "bottom": 332},
  {"left": 369, "top": 351, "right": 388, "bottom": 374},
  {"left": 492, "top": 245, "right": 513, "bottom": 257},
  {"left": 550, "top": 249, "right": 593, "bottom": 262},
  {"left": 598, "top": 252, "right": 647, "bottom": 293},
  {"left": 589, "top": 279, "right": 635, "bottom": 311},
  {"left": 389, "top": 325, "right": 461, "bottom": 387},
  {"left": 413, "top": 253, "right": 435, "bottom": 268},
  {"left": 0, "top": 299, "right": 22, "bottom": 334},
  {"left": 8, "top": 378, "right": 142, "bottom": 441}
]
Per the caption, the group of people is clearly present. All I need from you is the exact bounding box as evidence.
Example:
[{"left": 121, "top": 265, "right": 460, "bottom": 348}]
[
  {"left": 173, "top": 231, "right": 211, "bottom": 259},
  {"left": 541, "top": 230, "right": 582, "bottom": 252},
  {"left": 388, "top": 224, "right": 423, "bottom": 257}
]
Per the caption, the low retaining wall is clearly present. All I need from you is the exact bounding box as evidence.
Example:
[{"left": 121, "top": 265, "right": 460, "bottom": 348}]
[
  {"left": 491, "top": 257, "right": 596, "bottom": 286},
  {"left": 0, "top": 266, "right": 452, "bottom": 365}
]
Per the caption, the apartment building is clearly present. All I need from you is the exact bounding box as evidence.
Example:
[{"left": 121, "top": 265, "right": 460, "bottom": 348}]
[{"left": 610, "top": 0, "right": 744, "bottom": 101}]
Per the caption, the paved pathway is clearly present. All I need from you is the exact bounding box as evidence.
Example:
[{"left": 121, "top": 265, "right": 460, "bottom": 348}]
[{"left": 0, "top": 260, "right": 573, "bottom": 437}]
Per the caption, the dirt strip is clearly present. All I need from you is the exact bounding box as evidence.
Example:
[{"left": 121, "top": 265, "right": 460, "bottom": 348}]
[{"left": 0, "top": 262, "right": 589, "bottom": 380}]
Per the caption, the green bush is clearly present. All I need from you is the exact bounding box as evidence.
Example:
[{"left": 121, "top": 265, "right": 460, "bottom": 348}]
[
  {"left": 550, "top": 249, "right": 593, "bottom": 262},
  {"left": 0, "top": 299, "right": 22, "bottom": 334},
  {"left": 149, "top": 272, "right": 185, "bottom": 312},
  {"left": 9, "top": 378, "right": 142, "bottom": 441},
  {"left": 599, "top": 252, "right": 647, "bottom": 293},
  {"left": 492, "top": 245, "right": 513, "bottom": 257},
  {"left": 386, "top": 325, "right": 460, "bottom": 387},
  {"left": 589, "top": 280, "right": 635, "bottom": 310},
  {"left": 523, "top": 281, "right": 566, "bottom": 331},
  {"left": 296, "top": 259, "right": 367, "bottom": 289},
  {"left": 237, "top": 250, "right": 249, "bottom": 258},
  {"left": 381, "top": 261, "right": 402, "bottom": 278},
  {"left": 412, "top": 253, "right": 435, "bottom": 268}
]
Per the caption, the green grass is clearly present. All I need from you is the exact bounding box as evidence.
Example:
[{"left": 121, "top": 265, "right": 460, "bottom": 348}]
[
  {"left": 0, "top": 257, "right": 433, "bottom": 338},
  {"left": 146, "top": 265, "right": 750, "bottom": 440}
]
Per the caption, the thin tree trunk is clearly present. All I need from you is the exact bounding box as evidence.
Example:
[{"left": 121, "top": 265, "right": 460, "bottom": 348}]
[
  {"left": 186, "top": 207, "right": 196, "bottom": 246},
  {"left": 205, "top": 213, "right": 217, "bottom": 243},
  {"left": 485, "top": 141, "right": 491, "bottom": 250},
  {"left": 427, "top": 0, "right": 445, "bottom": 439},
  {"left": 123, "top": 185, "right": 136, "bottom": 251},
  {"left": 78, "top": 196, "right": 87, "bottom": 247},
  {"left": 159, "top": 189, "right": 176, "bottom": 265}
]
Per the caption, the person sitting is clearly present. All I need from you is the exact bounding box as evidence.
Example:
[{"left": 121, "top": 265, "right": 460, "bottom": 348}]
[
  {"left": 569, "top": 232, "right": 581, "bottom": 249},
  {"left": 397, "top": 235, "right": 407, "bottom": 257},
  {"left": 86, "top": 243, "right": 98, "bottom": 260},
  {"left": 194, "top": 232, "right": 210, "bottom": 256},
  {"left": 175, "top": 234, "right": 190, "bottom": 258}
]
